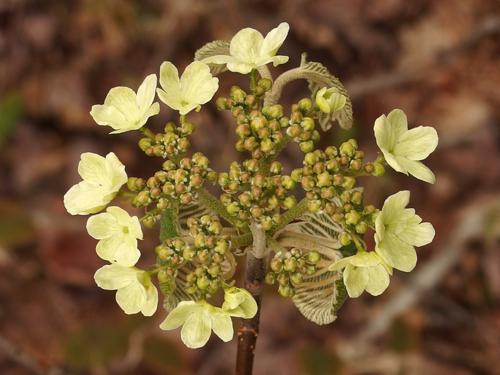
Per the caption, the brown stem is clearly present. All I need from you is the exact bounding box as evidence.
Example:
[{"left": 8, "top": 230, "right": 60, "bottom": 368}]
[{"left": 235, "top": 224, "right": 267, "bottom": 375}]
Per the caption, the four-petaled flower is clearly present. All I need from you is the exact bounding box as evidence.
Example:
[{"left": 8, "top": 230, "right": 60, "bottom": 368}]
[
  {"left": 86, "top": 206, "right": 143, "bottom": 267},
  {"left": 90, "top": 74, "right": 160, "bottom": 134},
  {"left": 315, "top": 87, "right": 346, "bottom": 114},
  {"left": 64, "top": 152, "right": 127, "bottom": 215},
  {"left": 374, "top": 109, "right": 438, "bottom": 183},
  {"left": 94, "top": 264, "right": 158, "bottom": 316},
  {"left": 203, "top": 22, "right": 290, "bottom": 74},
  {"left": 157, "top": 61, "right": 219, "bottom": 115},
  {"left": 160, "top": 287, "right": 257, "bottom": 348},
  {"left": 374, "top": 190, "right": 435, "bottom": 272},
  {"left": 329, "top": 252, "right": 392, "bottom": 298}
]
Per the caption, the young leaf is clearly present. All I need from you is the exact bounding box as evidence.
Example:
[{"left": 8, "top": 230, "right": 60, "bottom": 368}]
[
  {"left": 194, "top": 40, "right": 230, "bottom": 75},
  {"left": 276, "top": 212, "right": 347, "bottom": 325},
  {"left": 299, "top": 54, "right": 353, "bottom": 131}
]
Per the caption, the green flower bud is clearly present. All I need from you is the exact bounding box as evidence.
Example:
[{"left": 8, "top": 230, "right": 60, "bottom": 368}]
[
  {"left": 258, "top": 78, "right": 272, "bottom": 91},
  {"left": 278, "top": 285, "right": 295, "bottom": 298},
  {"left": 301, "top": 176, "right": 315, "bottom": 191},
  {"left": 196, "top": 276, "right": 210, "bottom": 290},
  {"left": 355, "top": 222, "right": 368, "bottom": 234},
  {"left": 260, "top": 216, "right": 274, "bottom": 231},
  {"left": 215, "top": 240, "right": 229, "bottom": 254},
  {"left": 157, "top": 269, "right": 171, "bottom": 283},
  {"left": 299, "top": 141, "right": 314, "bottom": 153},
  {"left": 290, "top": 272, "right": 303, "bottom": 285},
  {"left": 304, "top": 152, "right": 317, "bottom": 166},
  {"left": 291, "top": 168, "right": 303, "bottom": 182},
  {"left": 270, "top": 258, "right": 283, "bottom": 272},
  {"left": 339, "top": 141, "right": 355, "bottom": 157},
  {"left": 142, "top": 215, "right": 156, "bottom": 228},
  {"left": 351, "top": 191, "right": 363, "bottom": 205},
  {"left": 250, "top": 206, "right": 263, "bottom": 218},
  {"left": 251, "top": 117, "right": 267, "bottom": 131},
  {"left": 340, "top": 232, "right": 352, "bottom": 246},
  {"left": 342, "top": 176, "right": 356, "bottom": 190},
  {"left": 267, "top": 104, "right": 283, "bottom": 119},
  {"left": 306, "top": 251, "right": 321, "bottom": 264},
  {"left": 181, "top": 121, "right": 195, "bottom": 135},
  {"left": 138, "top": 138, "right": 152, "bottom": 152},
  {"left": 226, "top": 202, "right": 240, "bottom": 216},
  {"left": 372, "top": 163, "right": 385, "bottom": 176},
  {"left": 298, "top": 98, "right": 313, "bottom": 113},
  {"left": 230, "top": 86, "right": 246, "bottom": 103},
  {"left": 307, "top": 199, "right": 322, "bottom": 212},
  {"left": 277, "top": 273, "right": 289, "bottom": 286},
  {"left": 269, "top": 161, "right": 282, "bottom": 175},
  {"left": 317, "top": 172, "right": 333, "bottom": 187},
  {"left": 283, "top": 196, "right": 297, "bottom": 209},
  {"left": 345, "top": 210, "right": 361, "bottom": 225},
  {"left": 265, "top": 272, "right": 276, "bottom": 285},
  {"left": 301, "top": 117, "right": 315, "bottom": 132},
  {"left": 260, "top": 138, "right": 274, "bottom": 153}
]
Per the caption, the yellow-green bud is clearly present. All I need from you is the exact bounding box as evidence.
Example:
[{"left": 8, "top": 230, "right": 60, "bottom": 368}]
[
  {"left": 299, "top": 141, "right": 314, "bottom": 153},
  {"left": 298, "top": 98, "right": 313, "bottom": 113},
  {"left": 340, "top": 232, "right": 351, "bottom": 246},
  {"left": 306, "top": 251, "right": 321, "bottom": 264},
  {"left": 317, "top": 172, "right": 332, "bottom": 187},
  {"left": 372, "top": 163, "right": 385, "bottom": 176},
  {"left": 345, "top": 210, "right": 361, "bottom": 225},
  {"left": 283, "top": 196, "right": 297, "bottom": 209}
]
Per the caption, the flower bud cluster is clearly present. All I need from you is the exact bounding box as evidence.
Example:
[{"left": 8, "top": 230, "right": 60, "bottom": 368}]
[
  {"left": 291, "top": 139, "right": 384, "bottom": 214},
  {"left": 265, "top": 249, "right": 321, "bottom": 297},
  {"left": 217, "top": 82, "right": 288, "bottom": 159},
  {"left": 128, "top": 153, "right": 216, "bottom": 211},
  {"left": 285, "top": 98, "right": 321, "bottom": 153},
  {"left": 182, "top": 215, "right": 231, "bottom": 299},
  {"left": 218, "top": 160, "right": 297, "bottom": 230},
  {"left": 138, "top": 121, "right": 194, "bottom": 158}
]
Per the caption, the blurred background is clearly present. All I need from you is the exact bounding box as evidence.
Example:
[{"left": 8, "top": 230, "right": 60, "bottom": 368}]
[{"left": 1, "top": 0, "right": 500, "bottom": 374}]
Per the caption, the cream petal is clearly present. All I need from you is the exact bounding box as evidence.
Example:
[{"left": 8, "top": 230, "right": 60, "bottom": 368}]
[
  {"left": 350, "top": 252, "right": 383, "bottom": 267},
  {"left": 365, "top": 264, "right": 390, "bottom": 296},
  {"left": 386, "top": 108, "right": 409, "bottom": 137},
  {"left": 78, "top": 153, "right": 107, "bottom": 184},
  {"left": 104, "top": 152, "right": 128, "bottom": 191},
  {"left": 223, "top": 288, "right": 257, "bottom": 319},
  {"left": 180, "top": 61, "right": 218, "bottom": 106},
  {"left": 136, "top": 74, "right": 157, "bottom": 112},
  {"left": 63, "top": 182, "right": 108, "bottom": 215},
  {"left": 179, "top": 103, "right": 201, "bottom": 116},
  {"left": 328, "top": 256, "right": 353, "bottom": 271},
  {"left": 344, "top": 264, "right": 369, "bottom": 298},
  {"left": 159, "top": 62, "right": 181, "bottom": 94},
  {"left": 376, "top": 232, "right": 417, "bottom": 272},
  {"left": 160, "top": 301, "right": 200, "bottom": 330},
  {"left": 104, "top": 87, "right": 140, "bottom": 121},
  {"left": 115, "top": 281, "right": 147, "bottom": 314},
  {"left": 157, "top": 88, "right": 183, "bottom": 111},
  {"left": 261, "top": 22, "right": 289, "bottom": 56},
  {"left": 399, "top": 221, "right": 435, "bottom": 247},
  {"left": 96, "top": 236, "right": 140, "bottom": 267},
  {"left": 229, "top": 28, "right": 264, "bottom": 64},
  {"left": 180, "top": 308, "right": 212, "bottom": 349},
  {"left": 396, "top": 157, "right": 436, "bottom": 184},
  {"left": 211, "top": 312, "right": 234, "bottom": 342},
  {"left": 90, "top": 104, "right": 129, "bottom": 130},
  {"left": 393, "top": 126, "right": 438, "bottom": 161},
  {"left": 381, "top": 190, "right": 410, "bottom": 223},
  {"left": 141, "top": 284, "right": 158, "bottom": 316},
  {"left": 94, "top": 264, "right": 137, "bottom": 290},
  {"left": 86, "top": 212, "right": 116, "bottom": 239},
  {"left": 226, "top": 61, "right": 254, "bottom": 74}
]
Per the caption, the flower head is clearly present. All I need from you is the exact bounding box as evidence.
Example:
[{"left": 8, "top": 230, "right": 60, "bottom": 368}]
[
  {"left": 94, "top": 264, "right": 158, "bottom": 316},
  {"left": 329, "top": 252, "right": 391, "bottom": 298},
  {"left": 90, "top": 74, "right": 160, "bottom": 134},
  {"left": 315, "top": 87, "right": 346, "bottom": 114},
  {"left": 86, "top": 206, "right": 143, "bottom": 267},
  {"left": 160, "top": 287, "right": 256, "bottom": 348},
  {"left": 203, "top": 22, "right": 290, "bottom": 74},
  {"left": 374, "top": 190, "right": 435, "bottom": 272},
  {"left": 64, "top": 152, "right": 127, "bottom": 215},
  {"left": 157, "top": 61, "right": 219, "bottom": 115},
  {"left": 374, "top": 109, "right": 438, "bottom": 183}
]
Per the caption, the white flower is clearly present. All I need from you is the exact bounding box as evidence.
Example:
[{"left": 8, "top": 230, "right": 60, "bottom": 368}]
[
  {"left": 94, "top": 264, "right": 158, "bottom": 316},
  {"left": 374, "top": 109, "right": 438, "bottom": 183},
  {"left": 160, "top": 287, "right": 256, "bottom": 349},
  {"left": 157, "top": 61, "right": 219, "bottom": 115},
  {"left": 202, "top": 22, "right": 290, "bottom": 74},
  {"left": 64, "top": 152, "right": 127, "bottom": 215},
  {"left": 329, "top": 252, "right": 392, "bottom": 298},
  {"left": 86, "top": 206, "right": 143, "bottom": 267},
  {"left": 90, "top": 74, "right": 160, "bottom": 134},
  {"left": 375, "top": 190, "right": 435, "bottom": 272},
  {"left": 315, "top": 87, "right": 346, "bottom": 114}
]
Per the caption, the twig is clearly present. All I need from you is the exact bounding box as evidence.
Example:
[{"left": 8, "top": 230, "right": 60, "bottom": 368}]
[{"left": 235, "top": 224, "right": 267, "bottom": 375}]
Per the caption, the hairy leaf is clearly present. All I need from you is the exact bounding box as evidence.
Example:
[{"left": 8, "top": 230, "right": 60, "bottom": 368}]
[
  {"left": 276, "top": 212, "right": 347, "bottom": 325},
  {"left": 194, "top": 40, "right": 230, "bottom": 75},
  {"left": 299, "top": 53, "right": 353, "bottom": 131}
]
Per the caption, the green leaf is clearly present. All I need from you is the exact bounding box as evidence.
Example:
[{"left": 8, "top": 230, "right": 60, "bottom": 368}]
[
  {"left": 299, "top": 53, "right": 353, "bottom": 131},
  {"left": 276, "top": 212, "right": 347, "bottom": 325},
  {"left": 194, "top": 40, "right": 230, "bottom": 75}
]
